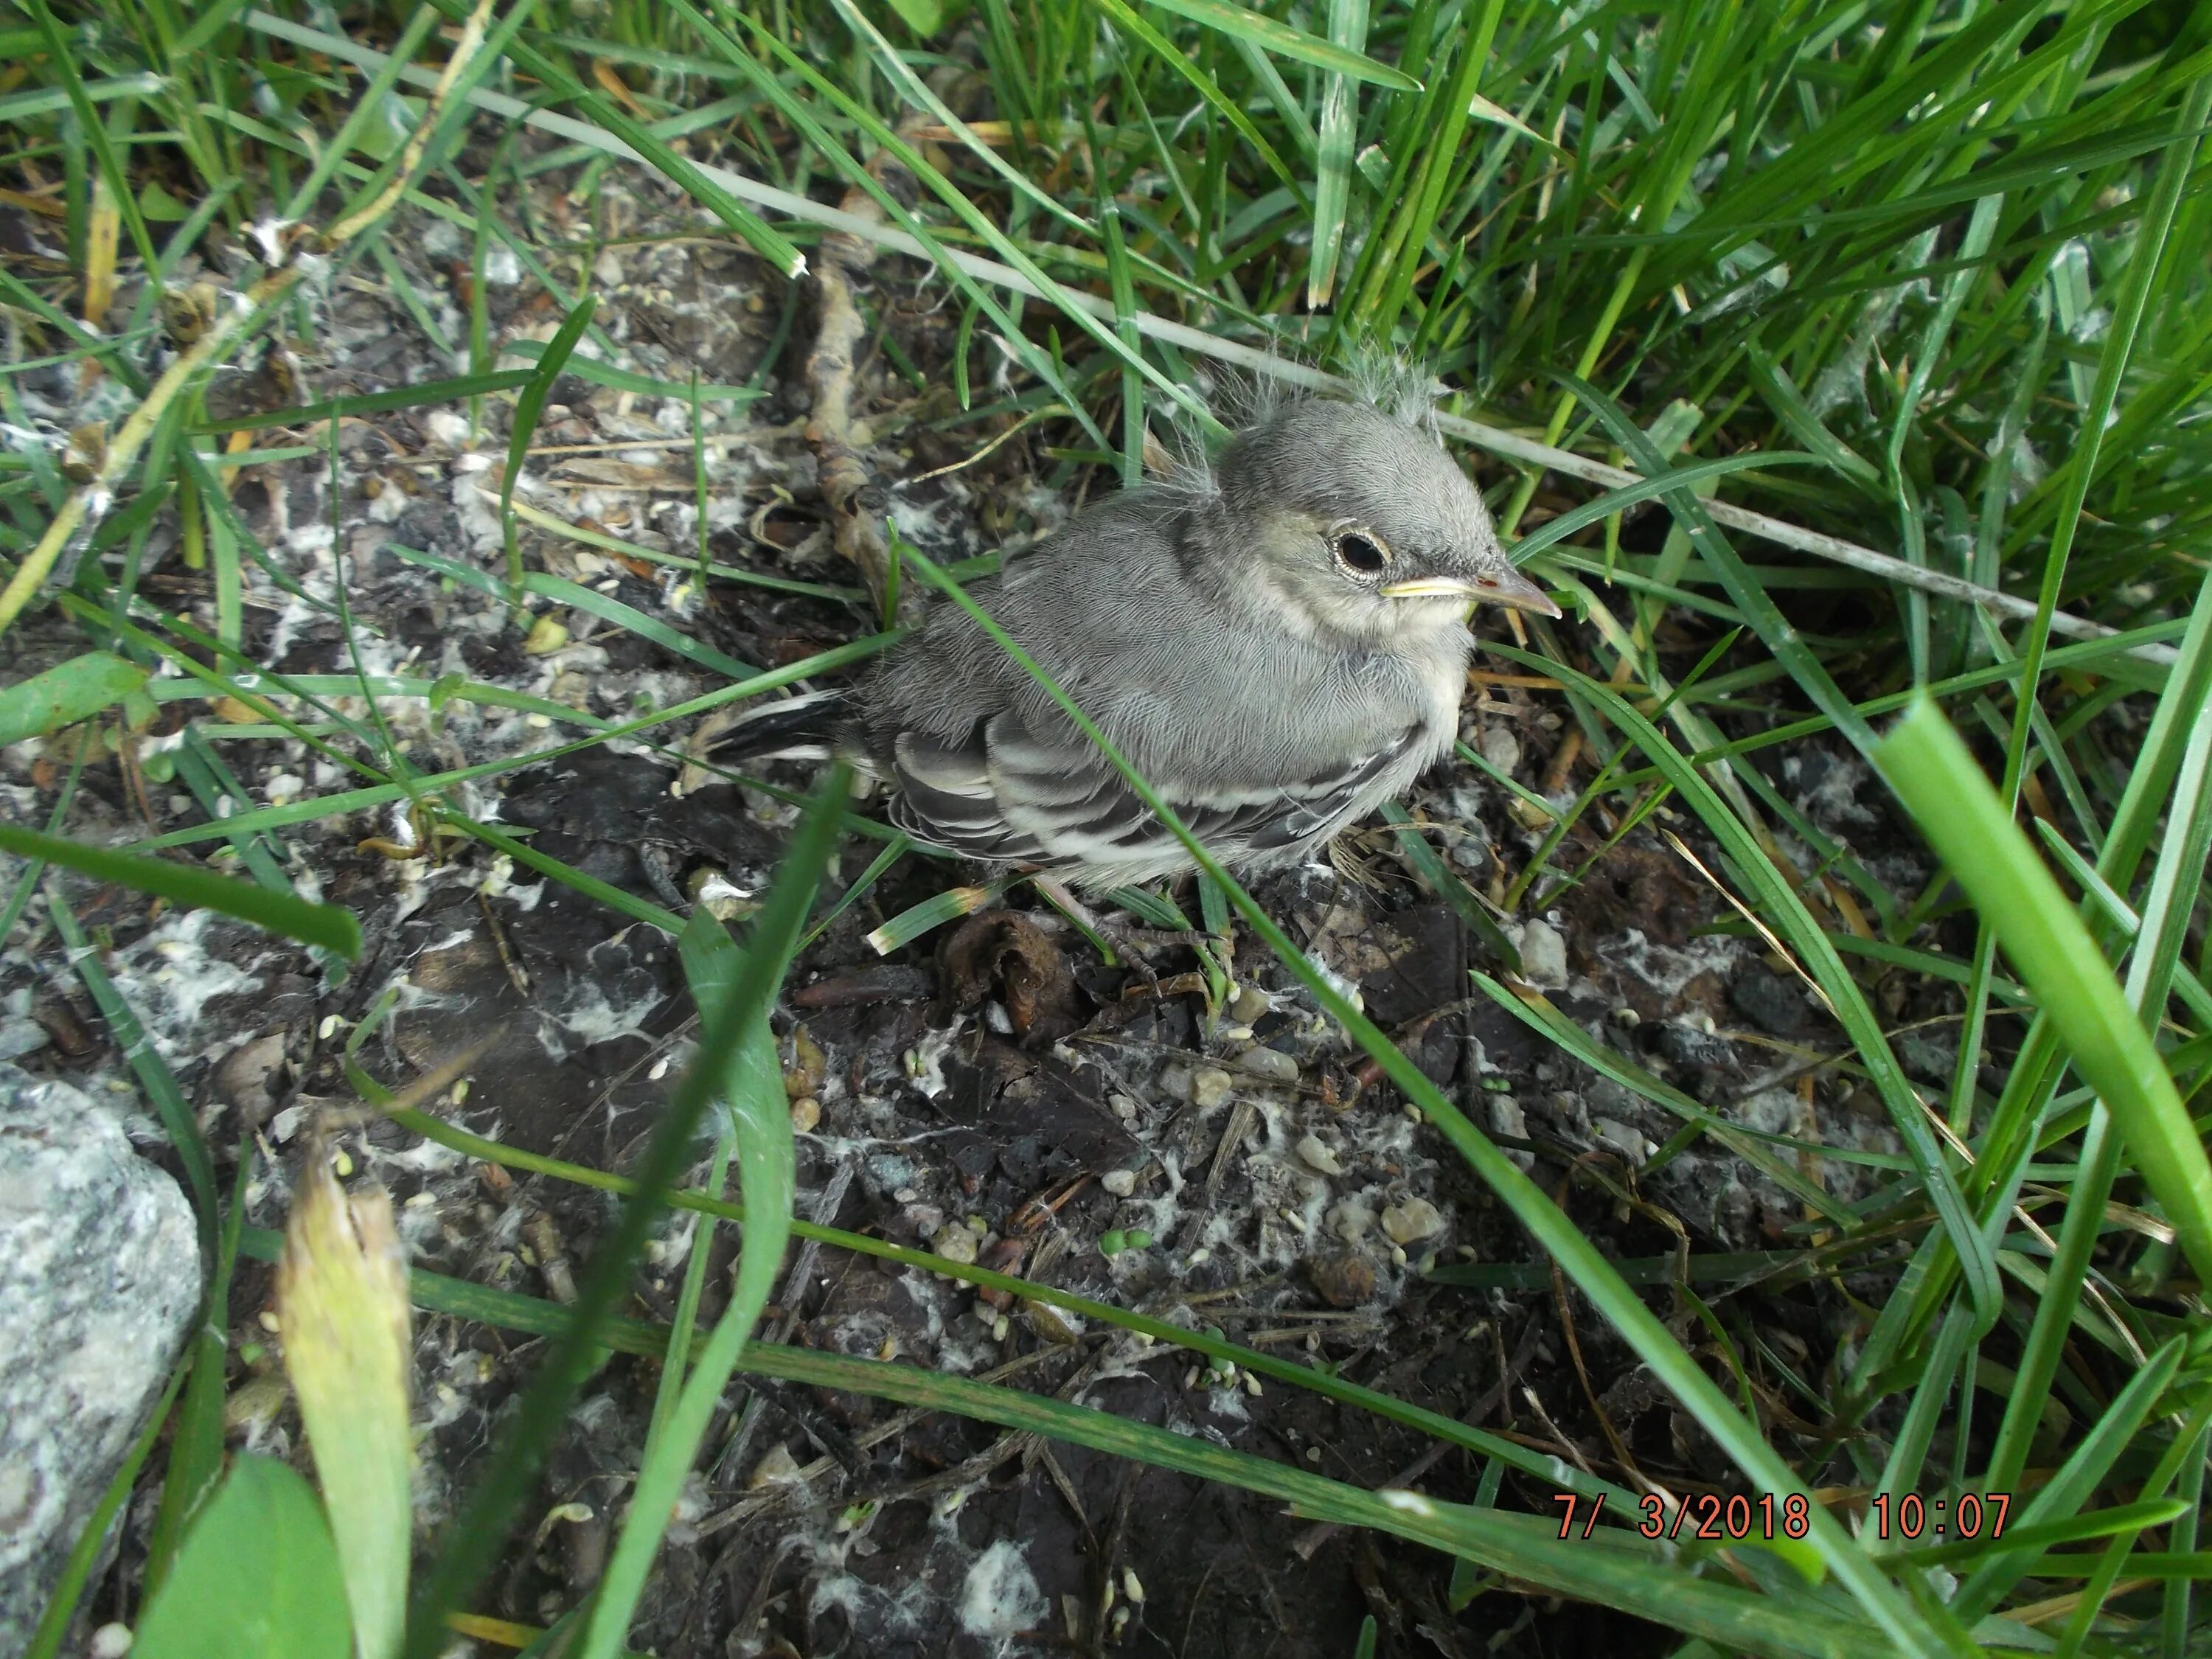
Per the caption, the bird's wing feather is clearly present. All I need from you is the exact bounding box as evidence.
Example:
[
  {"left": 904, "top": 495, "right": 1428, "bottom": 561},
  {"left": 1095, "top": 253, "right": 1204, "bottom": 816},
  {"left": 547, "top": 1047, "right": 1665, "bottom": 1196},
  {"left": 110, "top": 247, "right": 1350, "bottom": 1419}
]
[{"left": 886, "top": 712, "right": 1418, "bottom": 871}]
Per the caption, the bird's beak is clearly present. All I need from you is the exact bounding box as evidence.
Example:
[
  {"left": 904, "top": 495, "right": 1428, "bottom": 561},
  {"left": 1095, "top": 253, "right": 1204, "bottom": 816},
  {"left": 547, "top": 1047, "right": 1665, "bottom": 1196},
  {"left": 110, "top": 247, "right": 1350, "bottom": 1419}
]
[{"left": 1380, "top": 568, "right": 1563, "bottom": 618}]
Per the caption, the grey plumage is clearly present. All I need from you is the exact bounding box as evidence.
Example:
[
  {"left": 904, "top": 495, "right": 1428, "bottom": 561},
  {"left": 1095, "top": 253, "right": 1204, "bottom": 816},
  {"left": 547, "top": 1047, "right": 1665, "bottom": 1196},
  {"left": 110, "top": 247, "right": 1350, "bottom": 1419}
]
[{"left": 725, "top": 390, "right": 1559, "bottom": 888}]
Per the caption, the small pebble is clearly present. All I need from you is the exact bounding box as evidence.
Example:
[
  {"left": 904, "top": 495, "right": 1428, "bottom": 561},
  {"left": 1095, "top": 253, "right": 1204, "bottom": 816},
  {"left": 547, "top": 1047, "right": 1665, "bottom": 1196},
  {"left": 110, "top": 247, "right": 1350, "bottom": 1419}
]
[
  {"left": 1304, "top": 1250, "right": 1377, "bottom": 1308},
  {"left": 1295, "top": 1134, "right": 1343, "bottom": 1176},
  {"left": 1159, "top": 1063, "right": 1196, "bottom": 1102},
  {"left": 1230, "top": 983, "right": 1270, "bottom": 1023},
  {"left": 1489, "top": 1094, "right": 1536, "bottom": 1171},
  {"left": 1306, "top": 1446, "right": 1324, "bottom": 1463},
  {"left": 1380, "top": 1197, "right": 1444, "bottom": 1245},
  {"left": 1100, "top": 1168, "right": 1138, "bottom": 1197},
  {"left": 1238, "top": 1046, "right": 1300, "bottom": 1085},
  {"left": 1519, "top": 918, "right": 1570, "bottom": 989},
  {"left": 89, "top": 1625, "right": 132, "bottom": 1659},
  {"left": 933, "top": 1226, "right": 979, "bottom": 1267},
  {"left": 1594, "top": 1117, "right": 1654, "bottom": 1166},
  {"left": 748, "top": 1444, "right": 801, "bottom": 1488},
  {"left": 1480, "top": 723, "right": 1522, "bottom": 775},
  {"left": 788, "top": 1096, "right": 820, "bottom": 1134},
  {"left": 1190, "top": 1066, "right": 1233, "bottom": 1108}
]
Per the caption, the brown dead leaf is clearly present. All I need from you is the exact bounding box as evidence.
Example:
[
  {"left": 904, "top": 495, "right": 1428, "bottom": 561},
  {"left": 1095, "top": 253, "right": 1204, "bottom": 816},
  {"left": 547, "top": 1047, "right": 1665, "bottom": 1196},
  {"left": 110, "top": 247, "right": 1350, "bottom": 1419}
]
[{"left": 939, "top": 911, "right": 1085, "bottom": 1046}]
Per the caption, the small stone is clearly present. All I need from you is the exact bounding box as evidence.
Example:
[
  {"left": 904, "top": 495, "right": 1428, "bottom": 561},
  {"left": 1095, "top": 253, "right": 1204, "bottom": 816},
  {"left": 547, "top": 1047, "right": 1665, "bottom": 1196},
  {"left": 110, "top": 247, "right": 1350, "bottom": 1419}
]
[
  {"left": 1328, "top": 1200, "right": 1374, "bottom": 1242},
  {"left": 1507, "top": 795, "right": 1556, "bottom": 830},
  {"left": 1295, "top": 1135, "right": 1343, "bottom": 1176},
  {"left": 748, "top": 1443, "right": 801, "bottom": 1488},
  {"left": 1480, "top": 724, "right": 1521, "bottom": 776},
  {"left": 1190, "top": 1066, "right": 1234, "bottom": 1108},
  {"left": 1159, "top": 1063, "right": 1195, "bottom": 1102},
  {"left": 1488, "top": 1094, "right": 1534, "bottom": 1169},
  {"left": 1100, "top": 1168, "right": 1138, "bottom": 1197},
  {"left": 788, "top": 1096, "right": 821, "bottom": 1134},
  {"left": 1518, "top": 919, "right": 1569, "bottom": 988},
  {"left": 521, "top": 613, "right": 570, "bottom": 655},
  {"left": 1593, "top": 1118, "right": 1653, "bottom": 1166},
  {"left": 1304, "top": 1250, "right": 1377, "bottom": 1308},
  {"left": 1237, "top": 1046, "right": 1299, "bottom": 1085},
  {"left": 1230, "top": 984, "right": 1270, "bottom": 1024},
  {"left": 933, "top": 1225, "right": 979, "bottom": 1267},
  {"left": 1380, "top": 1197, "right": 1444, "bottom": 1245},
  {"left": 90, "top": 1624, "right": 132, "bottom": 1659}
]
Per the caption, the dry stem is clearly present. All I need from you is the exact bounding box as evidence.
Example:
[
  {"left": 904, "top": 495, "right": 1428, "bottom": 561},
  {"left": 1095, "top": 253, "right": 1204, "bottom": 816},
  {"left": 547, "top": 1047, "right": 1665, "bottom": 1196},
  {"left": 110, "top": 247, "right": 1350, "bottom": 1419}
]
[{"left": 804, "top": 124, "right": 929, "bottom": 626}]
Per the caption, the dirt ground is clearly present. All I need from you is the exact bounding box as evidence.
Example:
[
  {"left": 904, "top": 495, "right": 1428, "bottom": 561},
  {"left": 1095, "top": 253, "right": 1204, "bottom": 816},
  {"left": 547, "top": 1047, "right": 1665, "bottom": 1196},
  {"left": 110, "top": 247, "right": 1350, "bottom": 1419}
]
[{"left": 1, "top": 157, "right": 1961, "bottom": 1658}]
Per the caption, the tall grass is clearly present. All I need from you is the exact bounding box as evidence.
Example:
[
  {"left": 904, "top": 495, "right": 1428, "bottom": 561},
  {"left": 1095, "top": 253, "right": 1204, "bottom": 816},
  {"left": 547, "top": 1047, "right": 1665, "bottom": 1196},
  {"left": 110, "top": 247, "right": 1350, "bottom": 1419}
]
[{"left": 4, "top": 0, "right": 2208, "bottom": 1655}]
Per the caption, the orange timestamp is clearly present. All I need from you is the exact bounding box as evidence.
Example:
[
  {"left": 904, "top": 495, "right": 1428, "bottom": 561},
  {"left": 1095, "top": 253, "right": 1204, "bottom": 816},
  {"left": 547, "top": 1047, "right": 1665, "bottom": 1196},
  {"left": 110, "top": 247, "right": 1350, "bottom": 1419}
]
[
  {"left": 1551, "top": 1492, "right": 1812, "bottom": 1540},
  {"left": 1549, "top": 1491, "right": 2014, "bottom": 1542}
]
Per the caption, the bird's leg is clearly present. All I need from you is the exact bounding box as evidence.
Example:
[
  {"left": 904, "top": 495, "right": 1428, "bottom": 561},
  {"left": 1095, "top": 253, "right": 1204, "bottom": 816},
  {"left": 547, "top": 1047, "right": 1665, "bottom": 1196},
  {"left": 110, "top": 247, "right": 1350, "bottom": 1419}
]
[{"left": 1027, "top": 874, "right": 1214, "bottom": 988}]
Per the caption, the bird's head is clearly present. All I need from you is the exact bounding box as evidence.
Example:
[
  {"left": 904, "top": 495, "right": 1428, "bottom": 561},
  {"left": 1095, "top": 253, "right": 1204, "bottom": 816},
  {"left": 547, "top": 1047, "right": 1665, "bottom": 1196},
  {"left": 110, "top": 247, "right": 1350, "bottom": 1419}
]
[{"left": 1208, "top": 396, "right": 1559, "bottom": 644}]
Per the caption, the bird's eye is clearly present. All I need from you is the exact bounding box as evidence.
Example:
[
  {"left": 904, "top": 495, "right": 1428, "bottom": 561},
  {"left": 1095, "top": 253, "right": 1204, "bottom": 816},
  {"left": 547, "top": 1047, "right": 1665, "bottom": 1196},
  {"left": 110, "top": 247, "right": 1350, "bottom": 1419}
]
[{"left": 1330, "top": 527, "right": 1391, "bottom": 577}]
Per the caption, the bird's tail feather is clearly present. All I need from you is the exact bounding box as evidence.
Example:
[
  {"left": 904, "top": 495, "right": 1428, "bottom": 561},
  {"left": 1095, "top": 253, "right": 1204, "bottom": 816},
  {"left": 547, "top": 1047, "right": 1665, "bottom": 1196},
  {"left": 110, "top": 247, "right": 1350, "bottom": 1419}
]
[{"left": 712, "top": 687, "right": 849, "bottom": 762}]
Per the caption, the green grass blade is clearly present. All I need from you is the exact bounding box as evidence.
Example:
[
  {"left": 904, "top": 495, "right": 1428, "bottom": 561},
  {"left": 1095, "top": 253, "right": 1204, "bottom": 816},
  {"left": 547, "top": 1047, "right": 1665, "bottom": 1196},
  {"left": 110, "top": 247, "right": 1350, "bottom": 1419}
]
[
  {"left": 1950, "top": 1337, "right": 2188, "bottom": 1624},
  {"left": 1306, "top": 0, "right": 1367, "bottom": 308},
  {"left": 578, "top": 911, "right": 799, "bottom": 1659},
  {"left": 0, "top": 650, "right": 147, "bottom": 745},
  {"left": 190, "top": 370, "right": 536, "bottom": 434},
  {"left": 1139, "top": 0, "right": 1415, "bottom": 88},
  {"left": 1, "top": 824, "right": 361, "bottom": 959},
  {"left": 500, "top": 293, "right": 596, "bottom": 597},
  {"left": 396, "top": 766, "right": 848, "bottom": 1659},
  {"left": 1873, "top": 700, "right": 2212, "bottom": 1290}
]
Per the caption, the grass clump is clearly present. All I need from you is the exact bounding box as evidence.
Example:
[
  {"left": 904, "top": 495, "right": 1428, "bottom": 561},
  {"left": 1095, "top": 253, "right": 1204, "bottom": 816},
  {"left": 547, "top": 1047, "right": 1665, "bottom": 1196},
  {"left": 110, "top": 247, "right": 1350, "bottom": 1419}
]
[{"left": 2, "top": 1, "right": 2208, "bottom": 1656}]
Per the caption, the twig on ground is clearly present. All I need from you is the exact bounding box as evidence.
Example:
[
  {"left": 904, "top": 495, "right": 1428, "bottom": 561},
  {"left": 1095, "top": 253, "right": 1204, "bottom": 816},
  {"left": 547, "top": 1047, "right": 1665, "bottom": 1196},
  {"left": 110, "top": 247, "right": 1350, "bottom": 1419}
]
[{"left": 804, "top": 119, "right": 928, "bottom": 625}]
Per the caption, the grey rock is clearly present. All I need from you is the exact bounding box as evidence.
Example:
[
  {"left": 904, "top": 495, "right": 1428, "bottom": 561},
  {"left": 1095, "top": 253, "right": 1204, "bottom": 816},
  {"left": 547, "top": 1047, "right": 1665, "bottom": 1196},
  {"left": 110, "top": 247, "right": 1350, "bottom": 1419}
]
[
  {"left": 1190, "top": 1066, "right": 1234, "bottom": 1109},
  {"left": 1237, "top": 1046, "right": 1300, "bottom": 1085},
  {"left": 1478, "top": 724, "right": 1521, "bottom": 776},
  {"left": 1, "top": 1065, "right": 203, "bottom": 1652},
  {"left": 1728, "top": 968, "right": 1812, "bottom": 1037},
  {"left": 1518, "top": 919, "right": 1569, "bottom": 989},
  {"left": 1380, "top": 1197, "right": 1444, "bottom": 1245}
]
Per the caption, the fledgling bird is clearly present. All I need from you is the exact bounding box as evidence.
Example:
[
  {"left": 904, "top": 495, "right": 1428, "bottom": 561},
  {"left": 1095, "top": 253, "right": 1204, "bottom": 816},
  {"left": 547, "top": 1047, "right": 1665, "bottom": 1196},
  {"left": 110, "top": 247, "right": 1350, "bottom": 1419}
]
[{"left": 724, "top": 391, "right": 1559, "bottom": 888}]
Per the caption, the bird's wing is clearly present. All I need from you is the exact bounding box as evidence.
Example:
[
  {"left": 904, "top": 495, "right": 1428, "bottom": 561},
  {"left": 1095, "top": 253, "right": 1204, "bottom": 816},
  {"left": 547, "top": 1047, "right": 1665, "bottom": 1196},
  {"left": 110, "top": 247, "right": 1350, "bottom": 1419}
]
[{"left": 884, "top": 714, "right": 1419, "bottom": 871}]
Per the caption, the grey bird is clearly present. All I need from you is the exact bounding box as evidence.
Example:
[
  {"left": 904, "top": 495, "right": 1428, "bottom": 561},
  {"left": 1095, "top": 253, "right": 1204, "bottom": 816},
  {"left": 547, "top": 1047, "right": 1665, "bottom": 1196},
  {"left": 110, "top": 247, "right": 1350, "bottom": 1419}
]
[{"left": 723, "top": 392, "right": 1559, "bottom": 889}]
